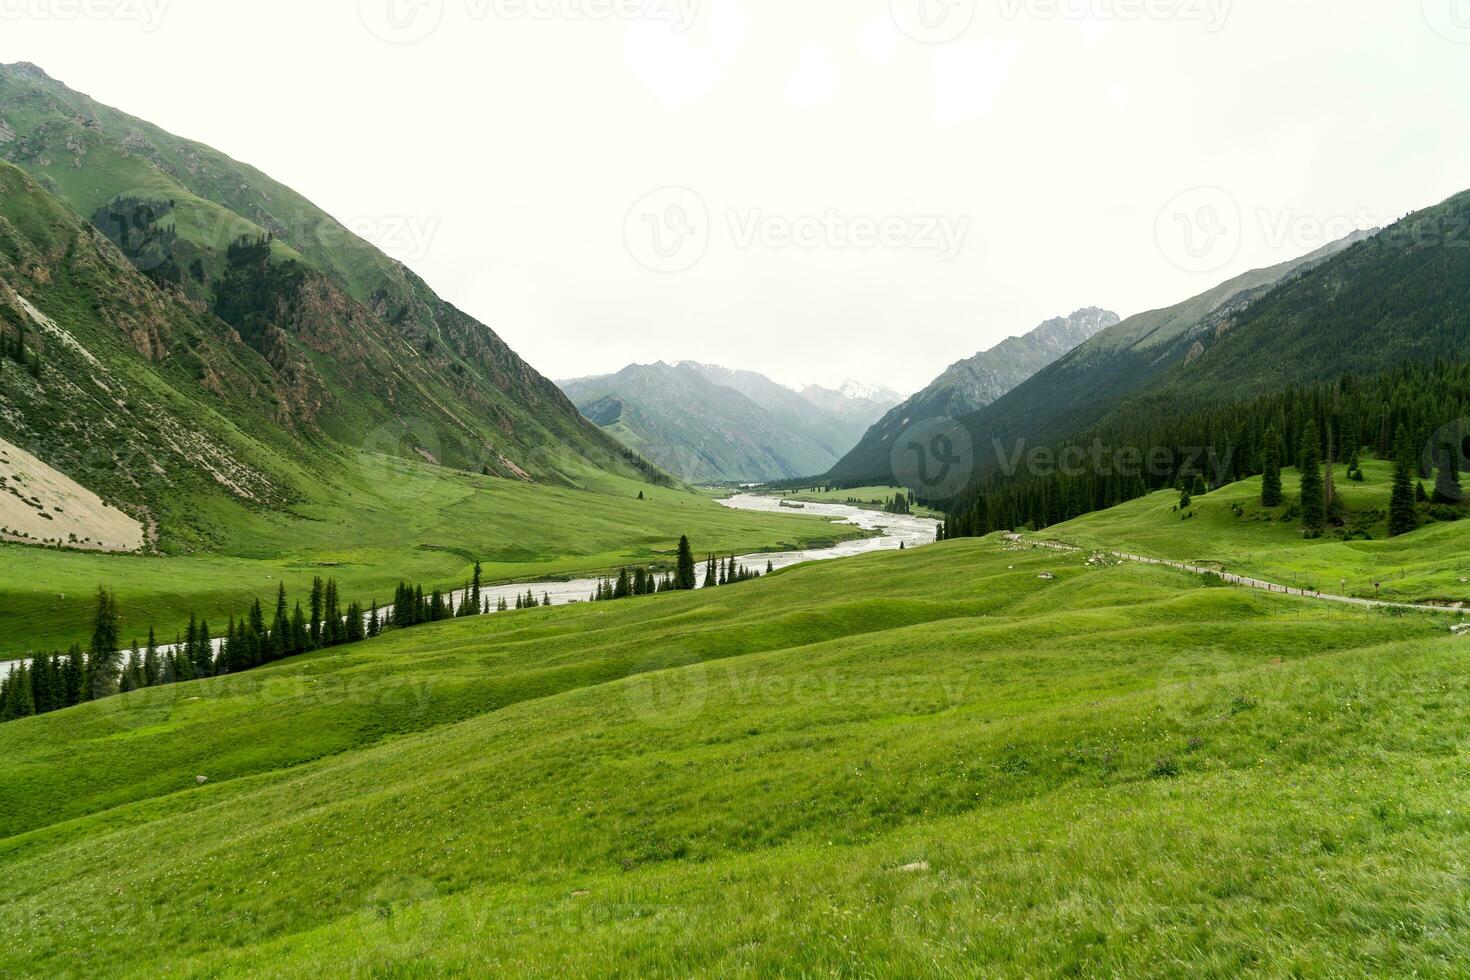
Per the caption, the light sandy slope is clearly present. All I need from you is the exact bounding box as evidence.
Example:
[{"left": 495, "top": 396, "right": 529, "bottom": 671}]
[{"left": 0, "top": 436, "right": 144, "bottom": 552}]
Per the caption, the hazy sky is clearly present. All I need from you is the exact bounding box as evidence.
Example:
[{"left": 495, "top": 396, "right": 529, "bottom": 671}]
[{"left": 3, "top": 0, "right": 1469, "bottom": 394}]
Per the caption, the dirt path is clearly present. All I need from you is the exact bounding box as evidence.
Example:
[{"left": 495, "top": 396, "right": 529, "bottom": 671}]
[{"left": 1007, "top": 534, "right": 1467, "bottom": 616}]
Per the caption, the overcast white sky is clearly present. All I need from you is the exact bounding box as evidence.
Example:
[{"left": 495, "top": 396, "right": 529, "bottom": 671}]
[{"left": 4, "top": 0, "right": 1469, "bottom": 395}]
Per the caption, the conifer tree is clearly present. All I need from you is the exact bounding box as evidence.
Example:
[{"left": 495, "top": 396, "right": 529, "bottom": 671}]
[
  {"left": 143, "top": 627, "right": 160, "bottom": 687},
  {"left": 85, "top": 587, "right": 121, "bottom": 701},
  {"left": 471, "top": 561, "right": 483, "bottom": 612},
  {"left": 675, "top": 536, "right": 697, "bottom": 590},
  {"left": 309, "top": 577, "right": 325, "bottom": 648},
  {"left": 196, "top": 620, "right": 213, "bottom": 677},
  {"left": 345, "top": 603, "right": 365, "bottom": 643},
  {"left": 62, "top": 645, "right": 84, "bottom": 707},
  {"left": 271, "top": 584, "right": 290, "bottom": 661},
  {"left": 1299, "top": 430, "right": 1325, "bottom": 535},
  {"left": 704, "top": 556, "right": 717, "bottom": 589},
  {"left": 368, "top": 604, "right": 381, "bottom": 638},
  {"left": 1389, "top": 425, "right": 1419, "bottom": 537},
  {"left": 291, "top": 603, "right": 310, "bottom": 653},
  {"left": 29, "top": 654, "right": 57, "bottom": 714}
]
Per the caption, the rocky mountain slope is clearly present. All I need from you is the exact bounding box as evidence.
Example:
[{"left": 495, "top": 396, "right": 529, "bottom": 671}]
[{"left": 0, "top": 63, "right": 649, "bottom": 499}]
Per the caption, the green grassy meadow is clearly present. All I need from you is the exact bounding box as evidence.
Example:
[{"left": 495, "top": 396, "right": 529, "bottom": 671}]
[
  {"left": 0, "top": 457, "right": 864, "bottom": 658},
  {"left": 1046, "top": 459, "right": 1470, "bottom": 605},
  {"left": 2, "top": 532, "right": 1465, "bottom": 976}
]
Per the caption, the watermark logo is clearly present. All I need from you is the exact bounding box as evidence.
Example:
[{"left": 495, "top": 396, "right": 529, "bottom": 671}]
[
  {"left": 358, "top": 418, "right": 444, "bottom": 496},
  {"left": 891, "top": 417, "right": 974, "bottom": 502},
  {"left": 322, "top": 214, "right": 440, "bottom": 264},
  {"left": 1424, "top": 418, "right": 1470, "bottom": 503},
  {"left": 625, "top": 187, "right": 711, "bottom": 274},
  {"left": 624, "top": 657, "right": 708, "bottom": 729},
  {"left": 1423, "top": 0, "right": 1470, "bottom": 43},
  {"left": 890, "top": 0, "right": 976, "bottom": 44},
  {"left": 358, "top": 0, "right": 445, "bottom": 43},
  {"left": 625, "top": 187, "right": 972, "bottom": 273},
  {"left": 0, "top": 0, "right": 170, "bottom": 31},
  {"left": 996, "top": 0, "right": 1231, "bottom": 31},
  {"left": 1156, "top": 649, "right": 1244, "bottom": 726},
  {"left": 1156, "top": 186, "right": 1241, "bottom": 274},
  {"left": 358, "top": 0, "right": 700, "bottom": 43}
]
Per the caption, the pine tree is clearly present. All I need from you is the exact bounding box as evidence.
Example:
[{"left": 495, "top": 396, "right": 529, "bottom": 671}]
[
  {"left": 309, "top": 576, "right": 325, "bottom": 648},
  {"left": 143, "top": 627, "right": 160, "bottom": 686},
  {"left": 471, "top": 561, "right": 483, "bottom": 612},
  {"left": 329, "top": 580, "right": 348, "bottom": 642},
  {"left": 368, "top": 604, "right": 381, "bottom": 638},
  {"left": 272, "top": 583, "right": 290, "bottom": 661},
  {"left": 291, "top": 603, "right": 309, "bottom": 653},
  {"left": 345, "top": 603, "right": 365, "bottom": 643},
  {"left": 62, "top": 645, "right": 84, "bottom": 706},
  {"left": 196, "top": 620, "right": 213, "bottom": 677},
  {"left": 85, "top": 587, "right": 121, "bottom": 701},
  {"left": 675, "top": 536, "right": 697, "bottom": 590},
  {"left": 1389, "top": 425, "right": 1419, "bottom": 537},
  {"left": 703, "top": 556, "right": 717, "bottom": 589},
  {"left": 1298, "top": 430, "right": 1325, "bottom": 535}
]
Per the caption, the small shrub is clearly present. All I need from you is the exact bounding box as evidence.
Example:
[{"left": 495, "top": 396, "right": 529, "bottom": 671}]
[
  {"left": 1150, "top": 756, "right": 1180, "bottom": 779},
  {"left": 1229, "top": 694, "right": 1257, "bottom": 715}
]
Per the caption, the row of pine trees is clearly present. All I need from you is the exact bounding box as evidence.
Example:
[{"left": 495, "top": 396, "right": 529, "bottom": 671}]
[
  {"left": 942, "top": 360, "right": 1470, "bottom": 538},
  {"left": 0, "top": 535, "right": 769, "bottom": 722}
]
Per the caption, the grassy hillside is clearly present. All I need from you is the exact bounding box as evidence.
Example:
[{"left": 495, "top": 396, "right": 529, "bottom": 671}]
[
  {"left": 1038, "top": 459, "right": 1470, "bottom": 606},
  {"left": 1, "top": 535, "right": 1462, "bottom": 976}
]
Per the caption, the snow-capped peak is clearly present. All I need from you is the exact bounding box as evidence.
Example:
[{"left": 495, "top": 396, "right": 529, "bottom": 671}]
[{"left": 837, "top": 379, "right": 900, "bottom": 403}]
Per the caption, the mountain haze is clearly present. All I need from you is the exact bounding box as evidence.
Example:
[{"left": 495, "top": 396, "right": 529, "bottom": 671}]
[{"left": 561, "top": 362, "right": 895, "bottom": 483}]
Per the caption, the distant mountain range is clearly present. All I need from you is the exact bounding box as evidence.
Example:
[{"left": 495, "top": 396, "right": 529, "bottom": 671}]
[
  {"left": 560, "top": 364, "right": 899, "bottom": 483},
  {"left": 828, "top": 307, "right": 1120, "bottom": 484}
]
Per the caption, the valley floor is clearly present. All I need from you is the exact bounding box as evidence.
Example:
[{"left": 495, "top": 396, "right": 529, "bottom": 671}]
[
  {"left": 0, "top": 460, "right": 866, "bottom": 659},
  {"left": 1, "top": 534, "right": 1465, "bottom": 976}
]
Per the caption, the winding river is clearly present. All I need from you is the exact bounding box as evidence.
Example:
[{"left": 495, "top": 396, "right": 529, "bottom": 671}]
[{"left": 0, "top": 496, "right": 939, "bottom": 677}]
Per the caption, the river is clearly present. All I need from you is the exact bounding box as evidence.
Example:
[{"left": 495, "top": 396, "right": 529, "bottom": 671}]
[{"left": 0, "top": 495, "right": 938, "bottom": 678}]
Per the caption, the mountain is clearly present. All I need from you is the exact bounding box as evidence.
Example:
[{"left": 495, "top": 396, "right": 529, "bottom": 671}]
[
  {"left": 0, "top": 64, "right": 663, "bottom": 553},
  {"left": 828, "top": 307, "right": 1119, "bottom": 484},
  {"left": 680, "top": 363, "right": 895, "bottom": 459},
  {"left": 951, "top": 233, "right": 1372, "bottom": 468},
  {"left": 940, "top": 190, "right": 1470, "bottom": 537},
  {"left": 798, "top": 379, "right": 902, "bottom": 429},
  {"left": 0, "top": 62, "right": 650, "bottom": 517},
  {"left": 561, "top": 362, "right": 871, "bottom": 483}
]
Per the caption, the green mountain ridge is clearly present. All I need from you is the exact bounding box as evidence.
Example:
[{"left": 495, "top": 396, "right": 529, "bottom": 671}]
[
  {"left": 828, "top": 306, "right": 1120, "bottom": 484},
  {"left": 948, "top": 232, "right": 1374, "bottom": 472},
  {"left": 0, "top": 62, "right": 648, "bottom": 507}
]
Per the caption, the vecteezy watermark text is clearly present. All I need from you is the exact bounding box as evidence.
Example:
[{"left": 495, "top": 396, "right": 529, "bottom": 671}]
[
  {"left": 0, "top": 0, "right": 169, "bottom": 30},
  {"left": 357, "top": 0, "right": 700, "bottom": 44},
  {"left": 997, "top": 0, "right": 1232, "bottom": 31},
  {"left": 626, "top": 188, "right": 971, "bottom": 273}
]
